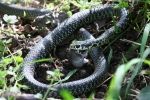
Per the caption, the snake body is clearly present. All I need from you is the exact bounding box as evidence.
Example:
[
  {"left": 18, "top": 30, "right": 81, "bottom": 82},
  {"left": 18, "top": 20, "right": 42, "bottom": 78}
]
[
  {"left": 0, "top": 2, "right": 50, "bottom": 20},
  {"left": 0, "top": 2, "right": 128, "bottom": 97}
]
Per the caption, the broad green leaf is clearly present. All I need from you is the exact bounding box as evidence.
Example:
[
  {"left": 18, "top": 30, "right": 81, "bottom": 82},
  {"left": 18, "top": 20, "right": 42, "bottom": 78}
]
[
  {"left": 137, "top": 87, "right": 150, "bottom": 100},
  {"left": 3, "top": 14, "right": 18, "bottom": 24}
]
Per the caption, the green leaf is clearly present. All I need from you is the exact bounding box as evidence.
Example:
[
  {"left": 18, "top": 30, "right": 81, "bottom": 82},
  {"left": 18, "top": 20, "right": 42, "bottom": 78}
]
[
  {"left": 5, "top": 38, "right": 12, "bottom": 44},
  {"left": 33, "top": 58, "right": 55, "bottom": 63},
  {"left": 0, "top": 46, "right": 5, "bottom": 58},
  {"left": 137, "top": 87, "right": 150, "bottom": 100},
  {"left": 16, "top": 73, "right": 24, "bottom": 81},
  {"left": 60, "top": 89, "right": 74, "bottom": 100},
  {"left": 47, "top": 3, "right": 54, "bottom": 10},
  {"left": 125, "top": 23, "right": 150, "bottom": 95},
  {"left": 80, "top": 5, "right": 90, "bottom": 11},
  {"left": 7, "top": 70, "right": 16, "bottom": 76},
  {"left": 0, "top": 71, "right": 7, "bottom": 86},
  {"left": 0, "top": 45, "right": 4, "bottom": 51},
  {"left": 61, "top": 4, "right": 70, "bottom": 11},
  {"left": 45, "top": 20, "right": 51, "bottom": 24},
  {"left": 9, "top": 77, "right": 15, "bottom": 84},
  {"left": 2, "top": 57, "right": 12, "bottom": 64},
  {"left": 70, "top": 1, "right": 82, "bottom": 8},
  {"left": 34, "top": 93, "right": 43, "bottom": 99},
  {"left": 3, "top": 14, "right": 18, "bottom": 24},
  {"left": 17, "top": 50, "right": 22, "bottom": 56},
  {"left": 46, "top": 69, "right": 64, "bottom": 81},
  {"left": 67, "top": 11, "right": 72, "bottom": 17},
  {"left": 13, "top": 56, "right": 23, "bottom": 63},
  {"left": 10, "top": 86, "right": 20, "bottom": 94},
  {"left": 0, "top": 39, "right": 4, "bottom": 45},
  {"left": 54, "top": 69, "right": 64, "bottom": 77},
  {"left": 47, "top": 70, "right": 55, "bottom": 76},
  {"left": 55, "top": 0, "right": 61, "bottom": 4},
  {"left": 0, "top": 71, "right": 7, "bottom": 78},
  {"left": 60, "top": 69, "right": 77, "bottom": 82},
  {"left": 146, "top": 11, "right": 150, "bottom": 20},
  {"left": 119, "top": 2, "right": 129, "bottom": 8},
  {"left": 106, "top": 58, "right": 144, "bottom": 100},
  {"left": 17, "top": 84, "right": 29, "bottom": 90}
]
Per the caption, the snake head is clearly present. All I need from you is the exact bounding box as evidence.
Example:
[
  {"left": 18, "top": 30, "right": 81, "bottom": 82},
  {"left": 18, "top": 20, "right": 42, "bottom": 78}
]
[
  {"left": 70, "top": 41, "right": 93, "bottom": 51},
  {"left": 69, "top": 49, "right": 89, "bottom": 68}
]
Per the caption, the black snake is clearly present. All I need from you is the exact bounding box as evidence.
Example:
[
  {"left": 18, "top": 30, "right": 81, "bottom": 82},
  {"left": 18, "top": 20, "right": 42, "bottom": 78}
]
[{"left": 0, "top": 2, "right": 128, "bottom": 97}]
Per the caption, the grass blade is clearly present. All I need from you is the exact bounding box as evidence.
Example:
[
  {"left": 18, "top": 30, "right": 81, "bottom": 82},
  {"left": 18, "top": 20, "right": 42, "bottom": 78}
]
[{"left": 125, "top": 23, "right": 150, "bottom": 95}]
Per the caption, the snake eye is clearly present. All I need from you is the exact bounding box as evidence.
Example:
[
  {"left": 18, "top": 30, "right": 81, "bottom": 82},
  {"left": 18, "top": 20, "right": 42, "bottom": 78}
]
[{"left": 75, "top": 45, "right": 80, "bottom": 48}]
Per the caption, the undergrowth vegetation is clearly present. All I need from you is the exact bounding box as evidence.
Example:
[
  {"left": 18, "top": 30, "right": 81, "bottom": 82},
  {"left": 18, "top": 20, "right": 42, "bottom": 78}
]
[{"left": 0, "top": 0, "right": 150, "bottom": 100}]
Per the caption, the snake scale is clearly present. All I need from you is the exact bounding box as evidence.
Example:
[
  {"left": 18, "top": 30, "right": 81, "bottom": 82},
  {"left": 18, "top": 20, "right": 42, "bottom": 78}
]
[{"left": 0, "top": 2, "right": 128, "bottom": 97}]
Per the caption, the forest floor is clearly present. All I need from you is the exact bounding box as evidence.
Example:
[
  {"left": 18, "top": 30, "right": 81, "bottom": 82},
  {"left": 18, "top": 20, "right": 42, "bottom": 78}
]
[{"left": 0, "top": 0, "right": 149, "bottom": 100}]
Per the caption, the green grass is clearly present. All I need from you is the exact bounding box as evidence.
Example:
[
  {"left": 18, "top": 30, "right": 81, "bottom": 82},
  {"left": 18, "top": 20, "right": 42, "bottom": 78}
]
[{"left": 106, "top": 8, "right": 150, "bottom": 99}]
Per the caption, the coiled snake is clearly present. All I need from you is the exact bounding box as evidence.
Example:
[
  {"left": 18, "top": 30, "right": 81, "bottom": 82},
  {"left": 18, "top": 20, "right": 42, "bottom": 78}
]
[{"left": 0, "top": 2, "right": 128, "bottom": 97}]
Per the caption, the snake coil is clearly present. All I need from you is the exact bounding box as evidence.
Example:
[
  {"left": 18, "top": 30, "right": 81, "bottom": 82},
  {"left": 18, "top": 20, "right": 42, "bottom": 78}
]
[{"left": 0, "top": 2, "right": 128, "bottom": 97}]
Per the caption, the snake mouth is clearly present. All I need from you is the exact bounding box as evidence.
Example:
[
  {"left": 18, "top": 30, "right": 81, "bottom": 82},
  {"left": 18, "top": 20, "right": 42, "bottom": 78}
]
[{"left": 69, "top": 49, "right": 89, "bottom": 68}]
